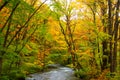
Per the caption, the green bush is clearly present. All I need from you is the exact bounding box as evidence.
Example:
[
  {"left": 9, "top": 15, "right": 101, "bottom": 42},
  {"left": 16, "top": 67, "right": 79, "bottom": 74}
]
[
  {"left": 74, "top": 54, "right": 98, "bottom": 80},
  {"left": 75, "top": 69, "right": 90, "bottom": 80},
  {"left": 106, "top": 72, "right": 120, "bottom": 80},
  {"left": 0, "top": 69, "right": 25, "bottom": 80},
  {"left": 0, "top": 76, "right": 9, "bottom": 80},
  {"left": 23, "top": 63, "right": 42, "bottom": 74}
]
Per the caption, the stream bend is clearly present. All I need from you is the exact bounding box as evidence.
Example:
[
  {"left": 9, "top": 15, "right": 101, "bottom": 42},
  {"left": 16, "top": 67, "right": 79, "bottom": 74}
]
[{"left": 26, "top": 65, "right": 79, "bottom": 80}]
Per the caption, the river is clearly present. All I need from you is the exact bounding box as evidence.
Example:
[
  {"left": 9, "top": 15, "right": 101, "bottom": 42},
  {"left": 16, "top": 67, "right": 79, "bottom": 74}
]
[{"left": 26, "top": 64, "right": 80, "bottom": 80}]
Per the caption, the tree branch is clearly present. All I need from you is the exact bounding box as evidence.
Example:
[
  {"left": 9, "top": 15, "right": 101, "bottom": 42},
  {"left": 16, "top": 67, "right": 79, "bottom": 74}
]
[
  {"left": 0, "top": 1, "right": 9, "bottom": 11},
  {"left": 6, "top": 0, "right": 47, "bottom": 48}
]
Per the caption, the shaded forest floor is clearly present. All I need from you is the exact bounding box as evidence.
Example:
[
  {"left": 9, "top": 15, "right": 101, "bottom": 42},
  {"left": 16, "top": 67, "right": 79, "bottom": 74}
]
[{"left": 90, "top": 69, "right": 109, "bottom": 80}]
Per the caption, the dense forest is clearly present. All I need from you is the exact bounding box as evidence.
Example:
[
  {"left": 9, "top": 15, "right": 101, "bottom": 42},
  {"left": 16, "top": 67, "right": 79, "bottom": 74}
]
[{"left": 0, "top": 0, "right": 120, "bottom": 80}]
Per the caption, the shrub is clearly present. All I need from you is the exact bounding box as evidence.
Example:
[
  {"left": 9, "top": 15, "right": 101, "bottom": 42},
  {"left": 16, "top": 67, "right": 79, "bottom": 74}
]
[{"left": 74, "top": 54, "right": 98, "bottom": 80}]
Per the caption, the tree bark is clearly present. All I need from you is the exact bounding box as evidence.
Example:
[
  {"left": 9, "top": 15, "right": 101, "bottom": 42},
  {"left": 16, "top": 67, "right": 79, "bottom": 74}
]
[
  {"left": 0, "top": 57, "right": 2, "bottom": 75},
  {"left": 58, "top": 15, "right": 76, "bottom": 66},
  {"left": 102, "top": 41, "right": 109, "bottom": 70},
  {"left": 98, "top": 1, "right": 109, "bottom": 70},
  {"left": 0, "top": 50, "right": 5, "bottom": 76},
  {"left": 112, "top": 0, "right": 119, "bottom": 72},
  {"left": 66, "top": 15, "right": 76, "bottom": 66},
  {"left": 108, "top": 0, "right": 114, "bottom": 73}
]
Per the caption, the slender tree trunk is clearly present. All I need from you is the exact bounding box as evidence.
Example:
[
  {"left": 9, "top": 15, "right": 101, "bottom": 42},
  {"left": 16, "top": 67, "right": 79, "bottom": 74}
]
[
  {"left": 0, "top": 1, "right": 20, "bottom": 75},
  {"left": 0, "top": 57, "right": 2, "bottom": 75},
  {"left": 108, "top": 0, "right": 114, "bottom": 73},
  {"left": 101, "top": 18, "right": 108, "bottom": 70},
  {"left": 0, "top": 51, "right": 5, "bottom": 76},
  {"left": 58, "top": 14, "right": 76, "bottom": 67},
  {"left": 102, "top": 41, "right": 109, "bottom": 70},
  {"left": 112, "top": 0, "right": 119, "bottom": 72},
  {"left": 66, "top": 15, "right": 76, "bottom": 66},
  {"left": 99, "top": 2, "right": 109, "bottom": 70}
]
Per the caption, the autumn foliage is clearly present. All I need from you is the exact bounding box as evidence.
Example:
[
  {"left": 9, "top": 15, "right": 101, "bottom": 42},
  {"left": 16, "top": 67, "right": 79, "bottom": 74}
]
[{"left": 0, "top": 0, "right": 119, "bottom": 80}]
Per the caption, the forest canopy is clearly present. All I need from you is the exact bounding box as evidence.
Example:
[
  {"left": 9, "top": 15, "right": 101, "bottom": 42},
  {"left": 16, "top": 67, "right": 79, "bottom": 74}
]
[{"left": 0, "top": 0, "right": 119, "bottom": 80}]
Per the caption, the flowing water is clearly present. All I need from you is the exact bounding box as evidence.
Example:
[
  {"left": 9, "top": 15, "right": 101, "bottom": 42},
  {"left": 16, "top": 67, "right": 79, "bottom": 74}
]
[{"left": 26, "top": 64, "right": 79, "bottom": 80}]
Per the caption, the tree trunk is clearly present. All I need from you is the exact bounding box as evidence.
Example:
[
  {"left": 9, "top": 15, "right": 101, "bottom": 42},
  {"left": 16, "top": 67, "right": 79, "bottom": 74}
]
[
  {"left": 66, "top": 14, "right": 77, "bottom": 67},
  {"left": 101, "top": 41, "right": 109, "bottom": 70},
  {"left": 99, "top": 1, "right": 109, "bottom": 71},
  {"left": 0, "top": 57, "right": 2, "bottom": 75},
  {"left": 112, "top": 0, "right": 119, "bottom": 72},
  {"left": 0, "top": 50, "right": 6, "bottom": 75},
  {"left": 108, "top": 0, "right": 114, "bottom": 73},
  {"left": 68, "top": 45, "right": 76, "bottom": 66}
]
